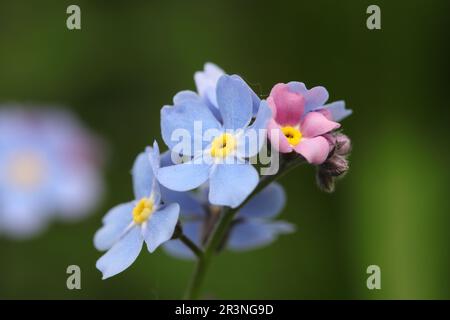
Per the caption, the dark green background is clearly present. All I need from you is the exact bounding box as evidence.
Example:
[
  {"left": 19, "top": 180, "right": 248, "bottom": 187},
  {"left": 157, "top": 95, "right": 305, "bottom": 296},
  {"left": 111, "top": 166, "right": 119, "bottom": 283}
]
[{"left": 0, "top": 0, "right": 449, "bottom": 299}]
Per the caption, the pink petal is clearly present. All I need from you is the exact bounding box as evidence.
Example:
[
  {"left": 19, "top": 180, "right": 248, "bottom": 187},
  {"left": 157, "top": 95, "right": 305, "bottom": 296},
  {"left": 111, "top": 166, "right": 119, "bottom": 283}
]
[
  {"left": 300, "top": 112, "right": 340, "bottom": 138},
  {"left": 294, "top": 136, "right": 330, "bottom": 164},
  {"left": 316, "top": 108, "right": 333, "bottom": 120},
  {"left": 267, "top": 119, "right": 293, "bottom": 153},
  {"left": 270, "top": 83, "right": 304, "bottom": 126},
  {"left": 267, "top": 96, "right": 277, "bottom": 119}
]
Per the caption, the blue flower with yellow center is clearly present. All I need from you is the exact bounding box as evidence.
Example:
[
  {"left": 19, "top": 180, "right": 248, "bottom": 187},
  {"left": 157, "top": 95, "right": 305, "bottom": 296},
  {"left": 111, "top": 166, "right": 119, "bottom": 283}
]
[
  {"left": 94, "top": 142, "right": 180, "bottom": 279},
  {"left": 158, "top": 75, "right": 272, "bottom": 208}
]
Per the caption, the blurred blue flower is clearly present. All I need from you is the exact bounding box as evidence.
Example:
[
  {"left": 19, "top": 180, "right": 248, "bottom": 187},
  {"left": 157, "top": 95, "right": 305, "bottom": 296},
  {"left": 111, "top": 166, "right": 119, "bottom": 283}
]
[
  {"left": 162, "top": 177, "right": 294, "bottom": 259},
  {"left": 158, "top": 75, "right": 272, "bottom": 208},
  {"left": 0, "top": 107, "right": 104, "bottom": 239},
  {"left": 94, "top": 142, "right": 180, "bottom": 279}
]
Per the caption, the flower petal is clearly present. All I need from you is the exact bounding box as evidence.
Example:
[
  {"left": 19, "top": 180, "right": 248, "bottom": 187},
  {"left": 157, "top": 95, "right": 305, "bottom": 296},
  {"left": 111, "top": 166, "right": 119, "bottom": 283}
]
[
  {"left": 270, "top": 83, "right": 304, "bottom": 126},
  {"left": 161, "top": 99, "right": 221, "bottom": 156},
  {"left": 54, "top": 168, "right": 103, "bottom": 220},
  {"left": 162, "top": 221, "right": 202, "bottom": 260},
  {"left": 209, "top": 163, "right": 258, "bottom": 208},
  {"left": 237, "top": 100, "right": 272, "bottom": 158},
  {"left": 194, "top": 62, "right": 225, "bottom": 102},
  {"left": 144, "top": 203, "right": 180, "bottom": 253},
  {"left": 230, "top": 75, "right": 261, "bottom": 115},
  {"left": 157, "top": 161, "right": 210, "bottom": 192},
  {"left": 0, "top": 191, "right": 50, "bottom": 238},
  {"left": 160, "top": 187, "right": 205, "bottom": 218},
  {"left": 238, "top": 183, "right": 286, "bottom": 219},
  {"left": 132, "top": 151, "right": 154, "bottom": 199},
  {"left": 94, "top": 202, "right": 134, "bottom": 251},
  {"left": 294, "top": 136, "right": 330, "bottom": 165},
  {"left": 227, "top": 220, "right": 295, "bottom": 251},
  {"left": 304, "top": 86, "right": 329, "bottom": 113},
  {"left": 267, "top": 119, "right": 293, "bottom": 153},
  {"left": 173, "top": 90, "right": 201, "bottom": 105},
  {"left": 96, "top": 226, "right": 143, "bottom": 279},
  {"left": 216, "top": 75, "right": 253, "bottom": 130},
  {"left": 300, "top": 112, "right": 340, "bottom": 138},
  {"left": 321, "top": 100, "right": 352, "bottom": 122}
]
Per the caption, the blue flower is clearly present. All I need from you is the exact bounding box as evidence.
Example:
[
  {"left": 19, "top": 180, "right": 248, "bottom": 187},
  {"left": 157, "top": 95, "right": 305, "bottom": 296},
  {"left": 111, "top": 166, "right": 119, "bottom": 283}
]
[
  {"left": 0, "top": 107, "right": 104, "bottom": 238},
  {"left": 162, "top": 178, "right": 294, "bottom": 259},
  {"left": 158, "top": 75, "right": 272, "bottom": 208},
  {"left": 94, "top": 142, "right": 180, "bottom": 279}
]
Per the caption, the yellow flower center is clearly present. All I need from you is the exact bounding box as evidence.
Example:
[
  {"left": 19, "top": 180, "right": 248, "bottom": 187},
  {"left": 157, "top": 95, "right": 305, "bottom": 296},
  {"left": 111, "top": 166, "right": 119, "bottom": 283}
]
[
  {"left": 8, "top": 152, "right": 46, "bottom": 189},
  {"left": 210, "top": 133, "right": 237, "bottom": 158},
  {"left": 132, "top": 198, "right": 154, "bottom": 224},
  {"left": 281, "top": 126, "right": 302, "bottom": 146}
]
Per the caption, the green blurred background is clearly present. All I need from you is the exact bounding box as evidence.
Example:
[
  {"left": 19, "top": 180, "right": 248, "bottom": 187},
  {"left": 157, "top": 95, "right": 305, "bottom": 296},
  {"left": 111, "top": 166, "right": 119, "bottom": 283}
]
[{"left": 0, "top": 0, "right": 449, "bottom": 299}]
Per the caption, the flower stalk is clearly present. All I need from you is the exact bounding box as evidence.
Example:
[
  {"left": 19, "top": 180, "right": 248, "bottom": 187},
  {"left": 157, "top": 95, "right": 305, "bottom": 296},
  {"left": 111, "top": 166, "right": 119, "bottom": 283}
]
[{"left": 184, "top": 154, "right": 305, "bottom": 299}]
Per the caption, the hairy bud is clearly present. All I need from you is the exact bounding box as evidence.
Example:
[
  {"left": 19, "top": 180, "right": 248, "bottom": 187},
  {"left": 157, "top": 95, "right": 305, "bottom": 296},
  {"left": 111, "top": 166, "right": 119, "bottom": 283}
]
[
  {"left": 334, "top": 133, "right": 351, "bottom": 156},
  {"left": 316, "top": 169, "right": 335, "bottom": 193},
  {"left": 321, "top": 154, "right": 349, "bottom": 177}
]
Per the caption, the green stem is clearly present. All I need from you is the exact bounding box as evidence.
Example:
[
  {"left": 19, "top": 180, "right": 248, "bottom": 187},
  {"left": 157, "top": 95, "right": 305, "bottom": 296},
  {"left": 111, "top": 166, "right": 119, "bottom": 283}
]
[
  {"left": 179, "top": 234, "right": 203, "bottom": 259},
  {"left": 184, "top": 156, "right": 305, "bottom": 299}
]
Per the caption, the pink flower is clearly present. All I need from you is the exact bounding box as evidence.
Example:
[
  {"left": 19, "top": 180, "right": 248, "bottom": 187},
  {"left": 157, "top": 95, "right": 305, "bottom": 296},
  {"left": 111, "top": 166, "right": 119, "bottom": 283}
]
[{"left": 267, "top": 83, "right": 341, "bottom": 164}]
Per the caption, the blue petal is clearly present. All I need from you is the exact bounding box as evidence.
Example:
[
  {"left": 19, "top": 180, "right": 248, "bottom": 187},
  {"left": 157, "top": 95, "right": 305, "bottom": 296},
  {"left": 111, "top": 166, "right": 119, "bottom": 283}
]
[
  {"left": 287, "top": 81, "right": 308, "bottom": 94},
  {"left": 132, "top": 151, "right": 154, "bottom": 200},
  {"left": 157, "top": 161, "right": 210, "bottom": 192},
  {"left": 287, "top": 81, "right": 329, "bottom": 113},
  {"left": 148, "top": 141, "right": 160, "bottom": 171},
  {"left": 162, "top": 221, "right": 202, "bottom": 260},
  {"left": 304, "top": 86, "right": 329, "bottom": 113},
  {"left": 238, "top": 100, "right": 272, "bottom": 158},
  {"left": 161, "top": 99, "right": 221, "bottom": 156},
  {"left": 173, "top": 90, "right": 202, "bottom": 105},
  {"left": 160, "top": 186, "right": 205, "bottom": 218},
  {"left": 0, "top": 191, "right": 50, "bottom": 238},
  {"left": 209, "top": 163, "right": 258, "bottom": 208},
  {"left": 94, "top": 202, "right": 134, "bottom": 251},
  {"left": 227, "top": 220, "right": 295, "bottom": 251},
  {"left": 144, "top": 203, "right": 180, "bottom": 252},
  {"left": 194, "top": 62, "right": 225, "bottom": 104},
  {"left": 230, "top": 75, "right": 261, "bottom": 115},
  {"left": 216, "top": 75, "right": 253, "bottom": 130},
  {"left": 321, "top": 100, "right": 352, "bottom": 122},
  {"left": 238, "top": 183, "right": 286, "bottom": 219},
  {"left": 96, "top": 226, "right": 143, "bottom": 279}
]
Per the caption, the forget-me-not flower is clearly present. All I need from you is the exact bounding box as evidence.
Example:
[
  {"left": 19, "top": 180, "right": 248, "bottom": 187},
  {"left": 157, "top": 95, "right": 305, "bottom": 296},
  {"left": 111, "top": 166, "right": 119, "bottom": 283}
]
[
  {"left": 267, "top": 83, "right": 347, "bottom": 164},
  {"left": 0, "top": 107, "right": 104, "bottom": 238},
  {"left": 94, "top": 142, "right": 179, "bottom": 279},
  {"left": 158, "top": 75, "right": 272, "bottom": 208}
]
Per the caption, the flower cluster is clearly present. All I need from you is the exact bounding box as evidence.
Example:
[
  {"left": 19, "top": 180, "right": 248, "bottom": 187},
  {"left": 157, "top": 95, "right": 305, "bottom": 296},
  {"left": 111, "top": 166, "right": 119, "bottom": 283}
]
[
  {"left": 0, "top": 107, "right": 104, "bottom": 238},
  {"left": 94, "top": 63, "right": 352, "bottom": 281}
]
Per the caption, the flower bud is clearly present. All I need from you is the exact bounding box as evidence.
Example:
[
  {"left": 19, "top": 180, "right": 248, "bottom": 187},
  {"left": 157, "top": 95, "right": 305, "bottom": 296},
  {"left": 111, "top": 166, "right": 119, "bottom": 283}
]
[
  {"left": 335, "top": 133, "right": 351, "bottom": 156},
  {"left": 320, "top": 155, "right": 349, "bottom": 177},
  {"left": 316, "top": 169, "right": 335, "bottom": 193}
]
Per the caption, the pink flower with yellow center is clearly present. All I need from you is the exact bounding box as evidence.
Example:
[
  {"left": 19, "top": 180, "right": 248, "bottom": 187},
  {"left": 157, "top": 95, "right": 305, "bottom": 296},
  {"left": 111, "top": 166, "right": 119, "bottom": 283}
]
[{"left": 267, "top": 82, "right": 341, "bottom": 164}]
